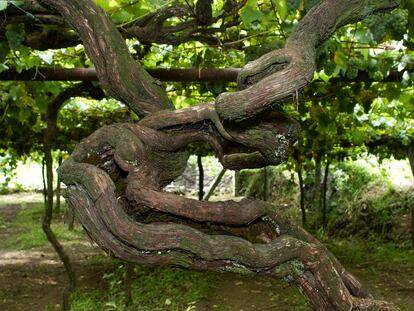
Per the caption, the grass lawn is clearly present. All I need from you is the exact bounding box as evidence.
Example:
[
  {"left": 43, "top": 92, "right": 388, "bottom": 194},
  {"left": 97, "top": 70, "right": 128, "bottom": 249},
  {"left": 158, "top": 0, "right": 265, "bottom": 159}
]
[{"left": 0, "top": 194, "right": 413, "bottom": 311}]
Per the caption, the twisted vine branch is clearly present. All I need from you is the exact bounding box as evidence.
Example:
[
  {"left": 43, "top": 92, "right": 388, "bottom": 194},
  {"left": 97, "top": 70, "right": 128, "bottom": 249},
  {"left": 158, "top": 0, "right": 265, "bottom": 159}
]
[{"left": 41, "top": 0, "right": 401, "bottom": 310}]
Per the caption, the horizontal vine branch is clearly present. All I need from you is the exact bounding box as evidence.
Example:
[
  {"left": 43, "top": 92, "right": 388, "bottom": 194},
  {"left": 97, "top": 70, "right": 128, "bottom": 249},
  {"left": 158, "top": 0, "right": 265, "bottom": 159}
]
[
  {"left": 0, "top": 67, "right": 408, "bottom": 83},
  {"left": 2, "top": 0, "right": 246, "bottom": 50},
  {"left": 0, "top": 67, "right": 240, "bottom": 82},
  {"left": 41, "top": 0, "right": 403, "bottom": 310},
  {"left": 215, "top": 0, "right": 400, "bottom": 122},
  {"left": 41, "top": 0, "right": 174, "bottom": 118}
]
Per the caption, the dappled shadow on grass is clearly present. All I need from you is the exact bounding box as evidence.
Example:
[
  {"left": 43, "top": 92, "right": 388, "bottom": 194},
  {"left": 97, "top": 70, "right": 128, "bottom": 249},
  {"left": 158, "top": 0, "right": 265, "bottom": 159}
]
[
  {"left": 0, "top": 249, "right": 109, "bottom": 311},
  {"left": 71, "top": 264, "right": 312, "bottom": 311},
  {"left": 0, "top": 198, "right": 108, "bottom": 311},
  {"left": 196, "top": 272, "right": 310, "bottom": 311},
  {"left": 0, "top": 202, "right": 84, "bottom": 250},
  {"left": 72, "top": 262, "right": 213, "bottom": 311},
  {"left": 0, "top": 195, "right": 413, "bottom": 311},
  {"left": 0, "top": 198, "right": 309, "bottom": 311}
]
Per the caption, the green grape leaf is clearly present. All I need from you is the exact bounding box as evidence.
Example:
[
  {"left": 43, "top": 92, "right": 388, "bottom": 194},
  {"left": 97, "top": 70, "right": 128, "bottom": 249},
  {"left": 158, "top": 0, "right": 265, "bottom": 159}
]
[
  {"left": 5, "top": 24, "right": 25, "bottom": 50},
  {"left": 111, "top": 9, "right": 133, "bottom": 24},
  {"left": 35, "top": 95, "right": 48, "bottom": 114},
  {"left": 273, "top": 0, "right": 288, "bottom": 19},
  {"left": 0, "top": 1, "right": 8, "bottom": 11},
  {"left": 95, "top": 0, "right": 111, "bottom": 11},
  {"left": 9, "top": 84, "right": 25, "bottom": 100},
  {"left": 286, "top": 0, "right": 300, "bottom": 11},
  {"left": 350, "top": 128, "right": 366, "bottom": 145},
  {"left": 0, "top": 63, "right": 9, "bottom": 73},
  {"left": 241, "top": 3, "right": 264, "bottom": 26},
  {"left": 37, "top": 51, "right": 54, "bottom": 64},
  {"left": 18, "top": 109, "right": 30, "bottom": 124}
]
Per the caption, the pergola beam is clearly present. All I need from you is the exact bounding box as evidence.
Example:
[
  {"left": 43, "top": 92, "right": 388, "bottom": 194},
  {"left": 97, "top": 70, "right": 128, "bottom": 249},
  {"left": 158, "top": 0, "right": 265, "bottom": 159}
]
[
  {"left": 0, "top": 67, "right": 407, "bottom": 83},
  {"left": 0, "top": 67, "right": 241, "bottom": 82}
]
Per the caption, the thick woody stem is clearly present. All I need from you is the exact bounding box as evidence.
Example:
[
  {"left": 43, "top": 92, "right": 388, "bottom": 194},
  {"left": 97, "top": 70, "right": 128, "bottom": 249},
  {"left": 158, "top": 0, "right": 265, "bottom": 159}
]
[
  {"left": 60, "top": 161, "right": 399, "bottom": 311},
  {"left": 41, "top": 0, "right": 174, "bottom": 117},
  {"left": 46, "top": 0, "right": 402, "bottom": 309},
  {"left": 215, "top": 0, "right": 400, "bottom": 122},
  {"left": 58, "top": 120, "right": 399, "bottom": 310},
  {"left": 125, "top": 172, "right": 271, "bottom": 225}
]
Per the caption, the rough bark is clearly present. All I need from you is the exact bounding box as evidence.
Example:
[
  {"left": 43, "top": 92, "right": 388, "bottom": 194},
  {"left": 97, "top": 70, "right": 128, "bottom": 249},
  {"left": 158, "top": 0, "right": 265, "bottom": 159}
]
[
  {"left": 42, "top": 83, "right": 104, "bottom": 309},
  {"left": 66, "top": 206, "right": 75, "bottom": 231},
  {"left": 215, "top": 0, "right": 400, "bottom": 122},
  {"left": 124, "top": 262, "right": 134, "bottom": 307},
  {"left": 197, "top": 155, "right": 205, "bottom": 200},
  {"left": 233, "top": 170, "right": 241, "bottom": 197},
  {"left": 55, "top": 155, "right": 62, "bottom": 215},
  {"left": 195, "top": 0, "right": 213, "bottom": 25},
  {"left": 412, "top": 207, "right": 414, "bottom": 247},
  {"left": 297, "top": 167, "right": 307, "bottom": 228},
  {"left": 57, "top": 116, "right": 398, "bottom": 310},
  {"left": 43, "top": 139, "right": 75, "bottom": 311},
  {"left": 42, "top": 157, "right": 47, "bottom": 206},
  {"left": 3, "top": 0, "right": 244, "bottom": 49},
  {"left": 407, "top": 143, "right": 414, "bottom": 246},
  {"left": 0, "top": 67, "right": 407, "bottom": 83},
  {"left": 322, "top": 159, "right": 330, "bottom": 230},
  {"left": 45, "top": 0, "right": 402, "bottom": 310},
  {"left": 41, "top": 0, "right": 174, "bottom": 118},
  {"left": 43, "top": 113, "right": 74, "bottom": 311},
  {"left": 314, "top": 156, "right": 322, "bottom": 220}
]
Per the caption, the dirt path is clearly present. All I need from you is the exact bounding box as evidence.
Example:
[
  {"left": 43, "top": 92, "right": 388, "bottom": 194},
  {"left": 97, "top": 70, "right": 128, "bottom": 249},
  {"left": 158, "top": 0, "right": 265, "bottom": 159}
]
[
  {"left": 0, "top": 244, "right": 106, "bottom": 311},
  {"left": 0, "top": 193, "right": 413, "bottom": 311},
  {"left": 0, "top": 194, "right": 110, "bottom": 311},
  {"left": 0, "top": 195, "right": 308, "bottom": 311},
  {"left": 197, "top": 273, "right": 309, "bottom": 311}
]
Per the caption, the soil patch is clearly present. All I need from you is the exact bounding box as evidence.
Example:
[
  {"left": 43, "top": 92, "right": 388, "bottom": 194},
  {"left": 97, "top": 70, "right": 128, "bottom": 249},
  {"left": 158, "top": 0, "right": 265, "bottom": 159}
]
[{"left": 0, "top": 193, "right": 413, "bottom": 311}]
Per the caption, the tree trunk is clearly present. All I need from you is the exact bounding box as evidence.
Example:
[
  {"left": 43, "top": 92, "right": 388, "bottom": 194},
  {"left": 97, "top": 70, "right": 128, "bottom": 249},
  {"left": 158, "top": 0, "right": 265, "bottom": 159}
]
[
  {"left": 124, "top": 262, "right": 134, "bottom": 307},
  {"left": 204, "top": 168, "right": 227, "bottom": 201},
  {"left": 42, "top": 157, "right": 47, "bottom": 207},
  {"left": 411, "top": 207, "right": 414, "bottom": 248},
  {"left": 322, "top": 159, "right": 330, "bottom": 230},
  {"left": 55, "top": 155, "right": 63, "bottom": 215},
  {"left": 67, "top": 207, "right": 75, "bottom": 231},
  {"left": 43, "top": 0, "right": 402, "bottom": 310},
  {"left": 314, "top": 156, "right": 322, "bottom": 226},
  {"left": 297, "top": 167, "right": 306, "bottom": 228},
  {"left": 233, "top": 170, "right": 241, "bottom": 197},
  {"left": 43, "top": 141, "right": 76, "bottom": 311},
  {"left": 197, "top": 155, "right": 204, "bottom": 201},
  {"left": 40, "top": 84, "right": 102, "bottom": 311},
  {"left": 407, "top": 143, "right": 414, "bottom": 246}
]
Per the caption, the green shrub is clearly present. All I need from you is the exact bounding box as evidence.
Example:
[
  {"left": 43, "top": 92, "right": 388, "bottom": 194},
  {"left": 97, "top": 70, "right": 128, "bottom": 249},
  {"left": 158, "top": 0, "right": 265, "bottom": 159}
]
[{"left": 327, "top": 161, "right": 414, "bottom": 240}]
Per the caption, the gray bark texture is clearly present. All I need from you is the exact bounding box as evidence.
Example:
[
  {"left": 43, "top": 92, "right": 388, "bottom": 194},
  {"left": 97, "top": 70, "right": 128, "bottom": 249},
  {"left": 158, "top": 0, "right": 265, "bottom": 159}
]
[{"left": 41, "top": 0, "right": 401, "bottom": 310}]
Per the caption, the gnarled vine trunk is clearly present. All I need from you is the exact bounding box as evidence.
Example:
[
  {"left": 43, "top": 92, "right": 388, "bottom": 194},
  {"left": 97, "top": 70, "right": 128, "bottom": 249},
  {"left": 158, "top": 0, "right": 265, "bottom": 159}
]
[{"left": 42, "top": 0, "right": 401, "bottom": 310}]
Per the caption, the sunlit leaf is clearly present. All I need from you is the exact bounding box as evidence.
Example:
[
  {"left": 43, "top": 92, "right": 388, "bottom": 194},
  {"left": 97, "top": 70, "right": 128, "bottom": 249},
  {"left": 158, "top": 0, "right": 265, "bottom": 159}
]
[
  {"left": 0, "top": 1, "right": 8, "bottom": 11},
  {"left": 241, "top": 2, "right": 264, "bottom": 26},
  {"left": 5, "top": 24, "right": 25, "bottom": 50},
  {"left": 273, "top": 0, "right": 288, "bottom": 19}
]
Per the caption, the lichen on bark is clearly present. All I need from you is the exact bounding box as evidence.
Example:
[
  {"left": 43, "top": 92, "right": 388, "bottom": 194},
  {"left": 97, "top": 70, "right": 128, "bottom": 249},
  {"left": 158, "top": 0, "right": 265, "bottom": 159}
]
[{"left": 42, "top": 0, "right": 402, "bottom": 310}]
